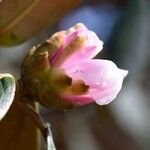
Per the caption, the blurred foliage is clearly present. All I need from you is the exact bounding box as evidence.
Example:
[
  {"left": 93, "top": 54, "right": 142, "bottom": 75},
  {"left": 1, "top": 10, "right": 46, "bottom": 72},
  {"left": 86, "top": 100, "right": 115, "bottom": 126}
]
[
  {"left": 0, "top": 101, "right": 39, "bottom": 150},
  {"left": 0, "top": 0, "right": 83, "bottom": 46}
]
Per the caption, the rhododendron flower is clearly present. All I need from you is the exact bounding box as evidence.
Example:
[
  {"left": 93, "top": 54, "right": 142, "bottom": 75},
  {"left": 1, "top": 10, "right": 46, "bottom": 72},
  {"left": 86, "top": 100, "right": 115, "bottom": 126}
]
[{"left": 21, "top": 23, "right": 128, "bottom": 109}]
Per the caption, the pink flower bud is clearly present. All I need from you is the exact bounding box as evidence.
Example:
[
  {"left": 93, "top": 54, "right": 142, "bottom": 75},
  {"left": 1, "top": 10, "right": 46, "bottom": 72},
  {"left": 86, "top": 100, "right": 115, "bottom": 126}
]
[{"left": 21, "top": 23, "right": 128, "bottom": 109}]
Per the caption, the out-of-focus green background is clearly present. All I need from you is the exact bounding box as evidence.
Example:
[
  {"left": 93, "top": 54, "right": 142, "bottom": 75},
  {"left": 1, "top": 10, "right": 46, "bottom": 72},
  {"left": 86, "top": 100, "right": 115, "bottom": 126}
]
[{"left": 0, "top": 0, "right": 150, "bottom": 149}]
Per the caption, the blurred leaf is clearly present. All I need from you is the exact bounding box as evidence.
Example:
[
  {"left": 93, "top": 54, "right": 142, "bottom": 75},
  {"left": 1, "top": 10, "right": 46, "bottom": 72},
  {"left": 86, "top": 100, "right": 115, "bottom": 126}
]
[
  {"left": 0, "top": 73, "right": 16, "bottom": 121},
  {"left": 0, "top": 101, "right": 39, "bottom": 150},
  {"left": 0, "top": 0, "right": 83, "bottom": 46}
]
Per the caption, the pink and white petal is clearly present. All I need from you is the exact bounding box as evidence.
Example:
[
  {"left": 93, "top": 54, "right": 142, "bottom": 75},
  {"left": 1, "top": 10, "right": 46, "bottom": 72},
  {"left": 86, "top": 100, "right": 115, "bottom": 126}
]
[
  {"left": 60, "top": 30, "right": 103, "bottom": 68},
  {"left": 50, "top": 31, "right": 78, "bottom": 65},
  {"left": 65, "top": 59, "right": 128, "bottom": 105},
  {"left": 50, "top": 27, "right": 103, "bottom": 68}
]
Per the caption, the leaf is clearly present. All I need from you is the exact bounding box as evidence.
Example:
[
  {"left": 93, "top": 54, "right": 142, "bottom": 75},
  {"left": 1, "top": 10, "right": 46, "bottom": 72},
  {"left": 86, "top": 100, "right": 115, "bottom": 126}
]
[
  {"left": 0, "top": 101, "right": 39, "bottom": 150},
  {"left": 0, "top": 0, "right": 83, "bottom": 46},
  {"left": 0, "top": 73, "right": 16, "bottom": 121},
  {"left": 46, "top": 123, "right": 56, "bottom": 150}
]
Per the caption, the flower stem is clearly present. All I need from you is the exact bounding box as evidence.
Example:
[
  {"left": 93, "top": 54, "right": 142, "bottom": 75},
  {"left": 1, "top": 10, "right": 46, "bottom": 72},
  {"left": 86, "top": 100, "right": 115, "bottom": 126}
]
[{"left": 15, "top": 99, "right": 56, "bottom": 150}]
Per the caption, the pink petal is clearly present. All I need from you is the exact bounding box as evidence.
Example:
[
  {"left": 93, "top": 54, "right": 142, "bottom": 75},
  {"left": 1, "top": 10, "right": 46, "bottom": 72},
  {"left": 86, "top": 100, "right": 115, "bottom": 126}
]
[
  {"left": 60, "top": 30, "right": 103, "bottom": 68},
  {"left": 49, "top": 23, "right": 103, "bottom": 68},
  {"left": 64, "top": 59, "right": 128, "bottom": 105}
]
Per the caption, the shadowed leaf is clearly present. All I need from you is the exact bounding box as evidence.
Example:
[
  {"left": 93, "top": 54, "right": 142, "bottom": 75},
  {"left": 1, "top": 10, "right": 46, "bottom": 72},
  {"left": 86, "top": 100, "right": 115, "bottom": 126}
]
[
  {"left": 0, "top": 101, "right": 39, "bottom": 150},
  {"left": 0, "top": 0, "right": 83, "bottom": 46},
  {"left": 0, "top": 73, "right": 16, "bottom": 121}
]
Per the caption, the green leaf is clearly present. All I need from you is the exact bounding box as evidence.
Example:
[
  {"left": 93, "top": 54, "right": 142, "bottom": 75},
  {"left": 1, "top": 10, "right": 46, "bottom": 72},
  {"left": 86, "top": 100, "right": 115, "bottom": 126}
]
[
  {"left": 0, "top": 0, "right": 83, "bottom": 46},
  {"left": 0, "top": 73, "right": 16, "bottom": 121}
]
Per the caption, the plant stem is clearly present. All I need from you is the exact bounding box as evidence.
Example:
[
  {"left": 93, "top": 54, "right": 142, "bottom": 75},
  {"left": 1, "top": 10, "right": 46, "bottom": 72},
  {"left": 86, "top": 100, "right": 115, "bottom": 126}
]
[{"left": 15, "top": 100, "right": 56, "bottom": 150}]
